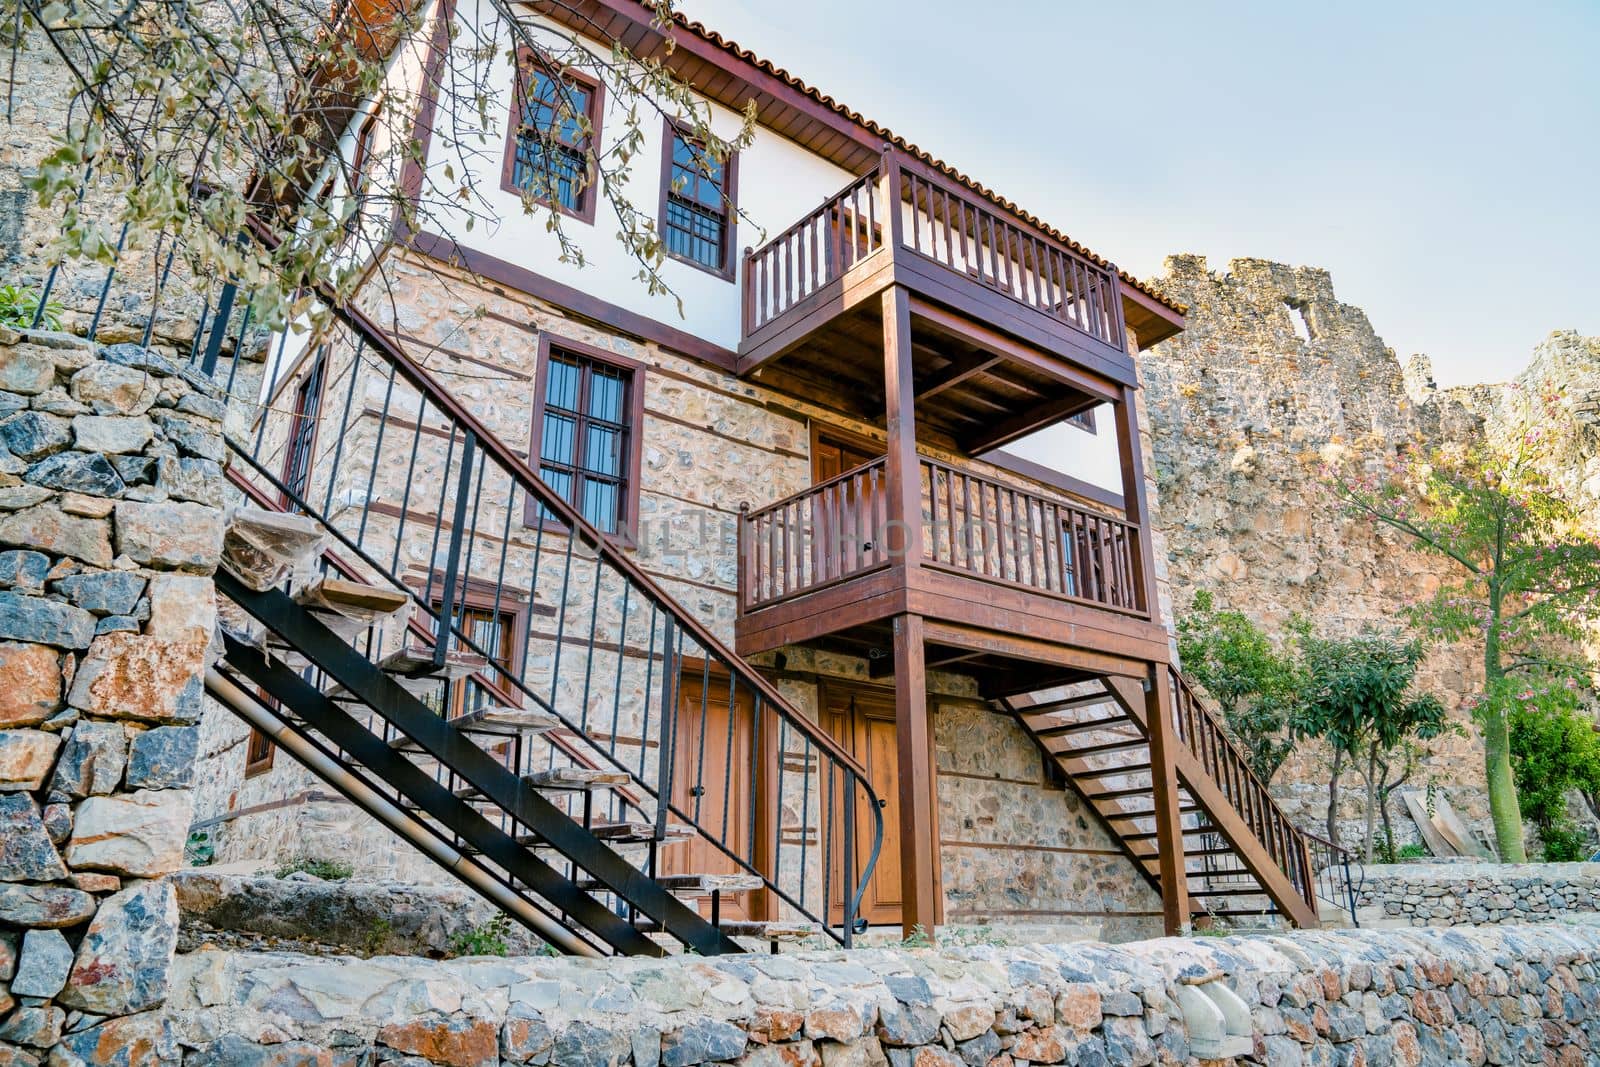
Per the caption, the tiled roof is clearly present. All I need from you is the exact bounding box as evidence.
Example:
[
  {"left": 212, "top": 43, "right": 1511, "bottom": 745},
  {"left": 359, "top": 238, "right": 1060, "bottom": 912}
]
[{"left": 660, "top": 7, "right": 1186, "bottom": 317}]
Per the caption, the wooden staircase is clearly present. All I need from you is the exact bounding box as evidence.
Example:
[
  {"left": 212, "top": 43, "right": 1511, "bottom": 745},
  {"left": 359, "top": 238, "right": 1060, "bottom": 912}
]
[{"left": 999, "top": 670, "right": 1342, "bottom": 928}]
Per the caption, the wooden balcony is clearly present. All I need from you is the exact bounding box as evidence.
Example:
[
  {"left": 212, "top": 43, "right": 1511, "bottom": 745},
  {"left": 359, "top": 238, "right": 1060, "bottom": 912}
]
[
  {"left": 735, "top": 454, "right": 1169, "bottom": 678},
  {"left": 738, "top": 149, "right": 1139, "bottom": 455}
]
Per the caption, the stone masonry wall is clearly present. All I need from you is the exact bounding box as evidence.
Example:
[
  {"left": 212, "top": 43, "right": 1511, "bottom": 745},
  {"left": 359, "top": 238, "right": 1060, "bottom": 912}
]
[
  {"left": 1353, "top": 861, "right": 1600, "bottom": 929},
  {"left": 0, "top": 327, "right": 227, "bottom": 1062},
  {"left": 161, "top": 924, "right": 1600, "bottom": 1067},
  {"left": 1141, "top": 256, "right": 1493, "bottom": 848}
]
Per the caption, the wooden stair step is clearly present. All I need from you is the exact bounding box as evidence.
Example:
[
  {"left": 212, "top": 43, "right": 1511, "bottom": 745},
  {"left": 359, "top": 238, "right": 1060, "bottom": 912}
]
[
  {"left": 1123, "top": 824, "right": 1218, "bottom": 842},
  {"left": 1082, "top": 784, "right": 1156, "bottom": 802},
  {"left": 1182, "top": 846, "right": 1242, "bottom": 858},
  {"left": 634, "top": 918, "right": 819, "bottom": 941},
  {"left": 388, "top": 707, "right": 561, "bottom": 750},
  {"left": 1103, "top": 804, "right": 1203, "bottom": 823},
  {"left": 223, "top": 506, "right": 326, "bottom": 592},
  {"left": 1065, "top": 762, "right": 1151, "bottom": 779},
  {"left": 1033, "top": 715, "right": 1134, "bottom": 739},
  {"left": 579, "top": 873, "right": 763, "bottom": 897},
  {"left": 523, "top": 767, "right": 631, "bottom": 791},
  {"left": 1051, "top": 735, "right": 1147, "bottom": 759},
  {"left": 381, "top": 645, "right": 486, "bottom": 681},
  {"left": 294, "top": 574, "right": 411, "bottom": 620},
  {"left": 1188, "top": 886, "right": 1270, "bottom": 897},
  {"left": 1013, "top": 691, "right": 1117, "bottom": 716},
  {"left": 515, "top": 821, "right": 693, "bottom": 847}
]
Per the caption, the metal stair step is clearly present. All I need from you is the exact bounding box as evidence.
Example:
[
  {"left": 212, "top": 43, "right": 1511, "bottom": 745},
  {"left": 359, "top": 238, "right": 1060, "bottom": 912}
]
[{"left": 578, "top": 873, "right": 763, "bottom": 897}]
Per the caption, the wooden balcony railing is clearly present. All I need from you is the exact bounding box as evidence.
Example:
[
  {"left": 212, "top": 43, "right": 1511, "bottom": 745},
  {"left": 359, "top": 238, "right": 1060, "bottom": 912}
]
[
  {"left": 738, "top": 456, "right": 1148, "bottom": 619},
  {"left": 920, "top": 458, "right": 1146, "bottom": 616},
  {"left": 742, "top": 149, "right": 1126, "bottom": 354},
  {"left": 1167, "top": 669, "right": 1318, "bottom": 914},
  {"left": 738, "top": 457, "right": 891, "bottom": 613}
]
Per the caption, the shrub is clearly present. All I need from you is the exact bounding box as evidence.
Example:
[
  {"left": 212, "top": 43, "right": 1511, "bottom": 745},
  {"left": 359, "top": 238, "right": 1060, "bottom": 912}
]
[
  {"left": 448, "top": 913, "right": 511, "bottom": 957},
  {"left": 273, "top": 855, "right": 354, "bottom": 881},
  {"left": 0, "top": 285, "right": 63, "bottom": 331}
]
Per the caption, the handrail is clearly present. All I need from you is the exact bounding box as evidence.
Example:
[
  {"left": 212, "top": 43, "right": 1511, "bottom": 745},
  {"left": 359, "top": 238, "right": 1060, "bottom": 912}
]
[{"left": 1168, "top": 668, "right": 1320, "bottom": 913}]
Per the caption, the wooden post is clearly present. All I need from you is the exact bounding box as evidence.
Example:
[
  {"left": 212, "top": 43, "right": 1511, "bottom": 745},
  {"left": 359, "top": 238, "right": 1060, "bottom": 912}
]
[
  {"left": 1114, "top": 383, "right": 1160, "bottom": 618},
  {"left": 892, "top": 612, "right": 938, "bottom": 939},
  {"left": 882, "top": 285, "right": 922, "bottom": 567},
  {"left": 1146, "top": 666, "right": 1190, "bottom": 935}
]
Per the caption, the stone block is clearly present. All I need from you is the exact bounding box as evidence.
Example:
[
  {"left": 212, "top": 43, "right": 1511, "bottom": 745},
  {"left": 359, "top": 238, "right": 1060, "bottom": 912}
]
[
  {"left": 501, "top": 1004, "right": 553, "bottom": 1065},
  {"left": 0, "top": 410, "right": 71, "bottom": 460},
  {"left": 114, "top": 499, "right": 225, "bottom": 573},
  {"left": 49, "top": 1008, "right": 179, "bottom": 1065},
  {"left": 125, "top": 725, "right": 199, "bottom": 789},
  {"left": 41, "top": 800, "right": 72, "bottom": 843},
  {"left": 67, "top": 631, "right": 209, "bottom": 723},
  {"left": 0, "top": 885, "right": 93, "bottom": 928},
  {"left": 73, "top": 413, "right": 155, "bottom": 454},
  {"left": 551, "top": 1022, "right": 632, "bottom": 1067},
  {"left": 154, "top": 454, "right": 225, "bottom": 506},
  {"left": 0, "top": 641, "right": 61, "bottom": 726},
  {"left": 0, "top": 344, "right": 56, "bottom": 396},
  {"left": 0, "top": 483, "right": 49, "bottom": 509},
  {"left": 0, "top": 550, "right": 50, "bottom": 592},
  {"left": 0, "top": 1003, "right": 64, "bottom": 1049},
  {"left": 876, "top": 1000, "right": 942, "bottom": 1047},
  {"left": 65, "top": 788, "right": 193, "bottom": 876},
  {"left": 189, "top": 1036, "right": 335, "bottom": 1067},
  {"left": 153, "top": 410, "right": 225, "bottom": 461},
  {"left": 0, "top": 590, "right": 96, "bottom": 648},
  {"left": 52, "top": 568, "right": 146, "bottom": 614},
  {"left": 71, "top": 360, "right": 160, "bottom": 416},
  {"left": 661, "top": 1019, "right": 747, "bottom": 1066},
  {"left": 9, "top": 928, "right": 73, "bottom": 998},
  {"left": 0, "top": 503, "right": 113, "bottom": 567},
  {"left": 0, "top": 728, "right": 61, "bottom": 790},
  {"left": 49, "top": 719, "right": 129, "bottom": 797},
  {"left": 376, "top": 1012, "right": 500, "bottom": 1067},
  {"left": 58, "top": 880, "right": 180, "bottom": 1015},
  {"left": 26, "top": 449, "right": 126, "bottom": 495},
  {"left": 144, "top": 572, "right": 216, "bottom": 641}
]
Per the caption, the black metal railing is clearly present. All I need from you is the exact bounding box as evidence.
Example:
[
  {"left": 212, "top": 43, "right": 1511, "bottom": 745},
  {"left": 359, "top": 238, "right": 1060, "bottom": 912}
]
[
  {"left": 47, "top": 233, "right": 883, "bottom": 951},
  {"left": 1304, "top": 830, "right": 1360, "bottom": 926}
]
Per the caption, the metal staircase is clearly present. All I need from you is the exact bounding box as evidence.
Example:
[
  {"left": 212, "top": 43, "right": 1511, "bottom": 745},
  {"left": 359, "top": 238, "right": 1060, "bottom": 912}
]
[
  {"left": 189, "top": 293, "right": 883, "bottom": 957},
  {"left": 998, "top": 671, "right": 1358, "bottom": 929}
]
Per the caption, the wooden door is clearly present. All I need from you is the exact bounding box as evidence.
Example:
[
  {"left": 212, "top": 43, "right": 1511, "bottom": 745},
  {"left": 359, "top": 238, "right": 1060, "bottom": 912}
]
[
  {"left": 661, "top": 667, "right": 756, "bottom": 919},
  {"left": 822, "top": 683, "right": 902, "bottom": 927}
]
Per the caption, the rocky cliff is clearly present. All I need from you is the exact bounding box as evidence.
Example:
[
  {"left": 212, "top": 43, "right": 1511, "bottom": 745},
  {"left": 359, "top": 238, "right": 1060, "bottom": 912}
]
[{"left": 1139, "top": 256, "right": 1495, "bottom": 847}]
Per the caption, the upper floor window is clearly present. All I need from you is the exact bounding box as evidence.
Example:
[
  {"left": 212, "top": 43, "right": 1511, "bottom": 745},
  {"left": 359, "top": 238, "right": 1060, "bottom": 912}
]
[
  {"left": 660, "top": 122, "right": 737, "bottom": 280},
  {"left": 502, "top": 51, "right": 603, "bottom": 223},
  {"left": 281, "top": 349, "right": 326, "bottom": 511},
  {"left": 526, "top": 336, "right": 644, "bottom": 540}
]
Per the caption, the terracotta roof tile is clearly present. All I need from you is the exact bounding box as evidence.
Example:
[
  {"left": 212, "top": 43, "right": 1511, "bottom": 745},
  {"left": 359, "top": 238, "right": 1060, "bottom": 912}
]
[{"left": 659, "top": 6, "right": 1185, "bottom": 316}]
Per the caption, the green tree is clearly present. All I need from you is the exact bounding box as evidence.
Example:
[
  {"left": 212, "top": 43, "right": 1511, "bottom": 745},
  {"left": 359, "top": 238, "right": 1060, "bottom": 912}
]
[
  {"left": 1294, "top": 630, "right": 1448, "bottom": 861},
  {"left": 1176, "top": 589, "right": 1303, "bottom": 782},
  {"left": 1504, "top": 676, "right": 1600, "bottom": 861},
  {"left": 1332, "top": 404, "right": 1600, "bottom": 862}
]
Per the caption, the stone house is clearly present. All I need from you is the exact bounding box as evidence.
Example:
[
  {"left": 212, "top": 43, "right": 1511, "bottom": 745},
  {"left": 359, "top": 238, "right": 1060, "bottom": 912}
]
[{"left": 181, "top": 0, "right": 1359, "bottom": 953}]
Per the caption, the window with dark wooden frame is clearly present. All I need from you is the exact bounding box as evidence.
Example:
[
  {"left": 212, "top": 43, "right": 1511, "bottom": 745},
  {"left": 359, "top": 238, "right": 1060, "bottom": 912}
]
[
  {"left": 501, "top": 50, "right": 603, "bottom": 223},
  {"left": 660, "top": 121, "right": 738, "bottom": 280},
  {"left": 244, "top": 727, "right": 274, "bottom": 777},
  {"left": 343, "top": 106, "right": 381, "bottom": 240},
  {"left": 525, "top": 335, "right": 645, "bottom": 541},
  {"left": 280, "top": 349, "right": 326, "bottom": 511},
  {"left": 428, "top": 600, "right": 523, "bottom": 716}
]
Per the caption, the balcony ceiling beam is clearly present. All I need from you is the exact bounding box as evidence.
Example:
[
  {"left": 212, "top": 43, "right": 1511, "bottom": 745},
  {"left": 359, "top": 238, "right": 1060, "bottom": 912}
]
[
  {"left": 958, "top": 392, "right": 1100, "bottom": 455},
  {"left": 907, "top": 296, "right": 1122, "bottom": 405}
]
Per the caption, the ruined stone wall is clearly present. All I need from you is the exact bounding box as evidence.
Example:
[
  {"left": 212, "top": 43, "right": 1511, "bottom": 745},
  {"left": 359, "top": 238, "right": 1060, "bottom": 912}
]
[
  {"left": 161, "top": 924, "right": 1600, "bottom": 1067},
  {"left": 0, "top": 327, "right": 227, "bottom": 1061},
  {"left": 1140, "top": 256, "right": 1493, "bottom": 848}
]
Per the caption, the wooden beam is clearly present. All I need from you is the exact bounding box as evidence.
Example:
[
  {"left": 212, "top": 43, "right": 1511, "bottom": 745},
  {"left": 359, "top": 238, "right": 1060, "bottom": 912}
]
[
  {"left": 958, "top": 391, "right": 1100, "bottom": 456},
  {"left": 906, "top": 295, "right": 1126, "bottom": 401},
  {"left": 916, "top": 351, "right": 1003, "bottom": 401},
  {"left": 1114, "top": 385, "right": 1160, "bottom": 618},
  {"left": 891, "top": 612, "right": 938, "bottom": 939}
]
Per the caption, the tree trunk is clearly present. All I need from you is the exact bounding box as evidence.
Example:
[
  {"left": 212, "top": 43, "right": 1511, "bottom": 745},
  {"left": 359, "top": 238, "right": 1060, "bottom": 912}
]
[
  {"left": 1363, "top": 747, "right": 1379, "bottom": 865},
  {"left": 1483, "top": 602, "right": 1527, "bottom": 862},
  {"left": 1326, "top": 746, "right": 1345, "bottom": 848}
]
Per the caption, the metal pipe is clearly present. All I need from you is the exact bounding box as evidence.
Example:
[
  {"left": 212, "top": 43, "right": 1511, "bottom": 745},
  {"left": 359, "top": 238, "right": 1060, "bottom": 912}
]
[{"left": 203, "top": 667, "right": 598, "bottom": 958}]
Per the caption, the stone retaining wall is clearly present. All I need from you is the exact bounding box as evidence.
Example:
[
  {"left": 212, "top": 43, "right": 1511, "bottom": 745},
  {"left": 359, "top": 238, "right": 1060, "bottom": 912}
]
[
  {"left": 158, "top": 924, "right": 1600, "bottom": 1066},
  {"left": 1354, "top": 861, "right": 1600, "bottom": 928},
  {"left": 0, "top": 328, "right": 225, "bottom": 1063}
]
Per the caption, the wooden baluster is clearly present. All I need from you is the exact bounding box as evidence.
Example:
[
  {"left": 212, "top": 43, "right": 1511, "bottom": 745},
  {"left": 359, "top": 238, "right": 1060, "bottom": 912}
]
[
  {"left": 955, "top": 199, "right": 971, "bottom": 275},
  {"left": 909, "top": 175, "right": 923, "bottom": 252},
  {"left": 938, "top": 188, "right": 954, "bottom": 266}
]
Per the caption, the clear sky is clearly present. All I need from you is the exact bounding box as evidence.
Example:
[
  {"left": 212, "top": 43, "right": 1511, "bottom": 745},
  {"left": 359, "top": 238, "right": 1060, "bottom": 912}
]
[{"left": 681, "top": 0, "right": 1599, "bottom": 387}]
